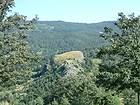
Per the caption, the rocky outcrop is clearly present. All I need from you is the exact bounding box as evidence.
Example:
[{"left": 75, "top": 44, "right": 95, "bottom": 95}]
[
  {"left": 54, "top": 51, "right": 84, "bottom": 76},
  {"left": 54, "top": 51, "right": 84, "bottom": 64}
]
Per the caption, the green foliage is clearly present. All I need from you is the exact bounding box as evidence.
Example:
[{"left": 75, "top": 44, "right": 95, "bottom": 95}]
[
  {"left": 0, "top": 0, "right": 41, "bottom": 104},
  {"left": 97, "top": 13, "right": 140, "bottom": 104},
  {"left": 1, "top": 1, "right": 135, "bottom": 105},
  {"left": 122, "top": 89, "right": 137, "bottom": 105},
  {"left": 0, "top": 0, "right": 14, "bottom": 21},
  {"left": 60, "top": 95, "right": 71, "bottom": 105},
  {"left": 0, "top": 12, "right": 40, "bottom": 89},
  {"left": 23, "top": 63, "right": 121, "bottom": 105},
  {"left": 28, "top": 97, "right": 44, "bottom": 105},
  {"left": 28, "top": 21, "right": 116, "bottom": 56},
  {"left": 104, "top": 93, "right": 122, "bottom": 105},
  {"left": 50, "top": 99, "right": 59, "bottom": 105}
]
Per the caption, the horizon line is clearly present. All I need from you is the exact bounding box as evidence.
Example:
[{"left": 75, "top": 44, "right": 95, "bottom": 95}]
[{"left": 34, "top": 20, "right": 116, "bottom": 24}]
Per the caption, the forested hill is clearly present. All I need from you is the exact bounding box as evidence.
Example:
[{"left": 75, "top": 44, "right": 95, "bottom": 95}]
[{"left": 28, "top": 21, "right": 116, "bottom": 56}]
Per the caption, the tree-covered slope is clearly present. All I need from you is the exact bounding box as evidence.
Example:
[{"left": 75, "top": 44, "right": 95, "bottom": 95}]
[{"left": 28, "top": 21, "right": 116, "bottom": 56}]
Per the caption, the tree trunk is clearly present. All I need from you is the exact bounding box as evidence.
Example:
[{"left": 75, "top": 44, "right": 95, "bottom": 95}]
[{"left": 138, "top": 91, "right": 140, "bottom": 105}]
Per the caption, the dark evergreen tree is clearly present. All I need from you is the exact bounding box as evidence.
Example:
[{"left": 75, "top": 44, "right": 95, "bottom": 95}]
[
  {"left": 97, "top": 13, "right": 140, "bottom": 105},
  {"left": 0, "top": 0, "right": 40, "bottom": 104}
]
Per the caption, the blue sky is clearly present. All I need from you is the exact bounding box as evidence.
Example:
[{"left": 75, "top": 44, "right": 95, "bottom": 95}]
[{"left": 13, "top": 0, "right": 140, "bottom": 23}]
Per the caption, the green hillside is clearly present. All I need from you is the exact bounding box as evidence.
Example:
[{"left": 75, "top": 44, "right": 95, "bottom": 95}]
[{"left": 28, "top": 21, "right": 116, "bottom": 56}]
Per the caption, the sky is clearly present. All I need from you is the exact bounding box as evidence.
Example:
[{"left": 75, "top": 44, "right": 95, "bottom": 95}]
[{"left": 13, "top": 0, "right": 140, "bottom": 23}]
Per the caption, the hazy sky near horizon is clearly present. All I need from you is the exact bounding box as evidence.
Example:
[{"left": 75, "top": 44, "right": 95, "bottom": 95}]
[{"left": 13, "top": 0, "right": 140, "bottom": 23}]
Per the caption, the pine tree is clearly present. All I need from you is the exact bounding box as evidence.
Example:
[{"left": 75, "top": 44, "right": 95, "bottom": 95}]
[
  {"left": 97, "top": 13, "right": 140, "bottom": 105},
  {"left": 60, "top": 95, "right": 71, "bottom": 105},
  {"left": 50, "top": 99, "right": 59, "bottom": 105},
  {"left": 0, "top": 0, "right": 40, "bottom": 102}
]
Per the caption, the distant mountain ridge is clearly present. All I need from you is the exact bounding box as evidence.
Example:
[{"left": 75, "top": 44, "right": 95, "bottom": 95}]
[
  {"left": 28, "top": 21, "right": 116, "bottom": 56},
  {"left": 38, "top": 20, "right": 115, "bottom": 24}
]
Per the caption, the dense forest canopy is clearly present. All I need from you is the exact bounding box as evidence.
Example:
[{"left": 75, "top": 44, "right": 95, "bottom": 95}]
[
  {"left": 28, "top": 21, "right": 117, "bottom": 56},
  {"left": 0, "top": 0, "right": 140, "bottom": 105}
]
